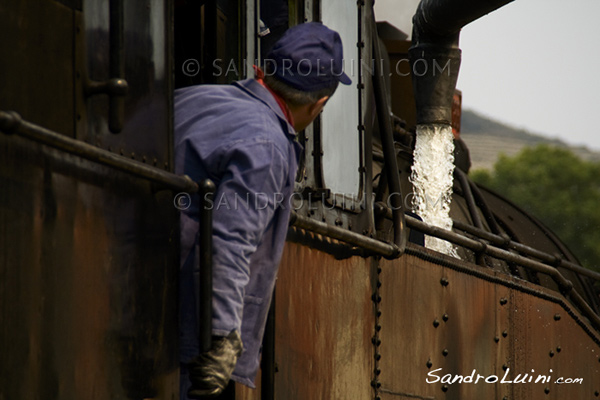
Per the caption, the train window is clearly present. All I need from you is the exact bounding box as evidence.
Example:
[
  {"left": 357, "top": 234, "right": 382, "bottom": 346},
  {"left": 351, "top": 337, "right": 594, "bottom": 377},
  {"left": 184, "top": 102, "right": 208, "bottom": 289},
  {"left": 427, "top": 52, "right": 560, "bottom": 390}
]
[{"left": 320, "top": 1, "right": 362, "bottom": 205}]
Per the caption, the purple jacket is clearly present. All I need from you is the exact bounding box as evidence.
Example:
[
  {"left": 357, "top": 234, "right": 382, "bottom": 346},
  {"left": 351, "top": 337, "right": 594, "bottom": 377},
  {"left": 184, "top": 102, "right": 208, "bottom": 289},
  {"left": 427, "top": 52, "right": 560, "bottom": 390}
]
[{"left": 174, "top": 79, "right": 302, "bottom": 388}]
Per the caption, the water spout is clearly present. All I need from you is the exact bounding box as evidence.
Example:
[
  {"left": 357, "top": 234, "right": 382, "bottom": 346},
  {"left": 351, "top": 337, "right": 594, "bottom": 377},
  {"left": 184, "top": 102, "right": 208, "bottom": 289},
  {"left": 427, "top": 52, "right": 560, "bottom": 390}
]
[{"left": 410, "top": 124, "right": 457, "bottom": 257}]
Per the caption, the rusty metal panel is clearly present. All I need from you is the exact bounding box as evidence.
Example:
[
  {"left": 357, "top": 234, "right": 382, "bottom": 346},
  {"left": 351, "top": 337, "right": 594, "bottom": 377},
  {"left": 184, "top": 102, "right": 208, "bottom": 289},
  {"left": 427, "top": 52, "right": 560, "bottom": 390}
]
[
  {"left": 377, "top": 252, "right": 600, "bottom": 400},
  {"left": 0, "top": 1, "right": 179, "bottom": 399},
  {"left": 377, "top": 253, "right": 446, "bottom": 400},
  {"left": 378, "top": 253, "right": 509, "bottom": 399},
  {"left": 271, "top": 238, "right": 375, "bottom": 400},
  {"left": 508, "top": 291, "right": 600, "bottom": 400},
  {"left": 0, "top": 139, "right": 180, "bottom": 399}
]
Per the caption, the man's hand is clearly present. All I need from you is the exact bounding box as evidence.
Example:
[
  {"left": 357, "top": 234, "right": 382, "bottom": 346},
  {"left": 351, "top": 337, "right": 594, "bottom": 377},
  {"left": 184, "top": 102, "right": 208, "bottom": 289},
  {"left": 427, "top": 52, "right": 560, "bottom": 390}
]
[{"left": 187, "top": 331, "right": 243, "bottom": 398}]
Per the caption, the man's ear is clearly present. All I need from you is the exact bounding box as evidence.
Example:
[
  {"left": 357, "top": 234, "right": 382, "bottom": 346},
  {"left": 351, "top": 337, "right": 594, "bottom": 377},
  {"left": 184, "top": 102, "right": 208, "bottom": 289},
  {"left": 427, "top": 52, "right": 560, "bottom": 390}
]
[{"left": 308, "top": 96, "right": 329, "bottom": 115}]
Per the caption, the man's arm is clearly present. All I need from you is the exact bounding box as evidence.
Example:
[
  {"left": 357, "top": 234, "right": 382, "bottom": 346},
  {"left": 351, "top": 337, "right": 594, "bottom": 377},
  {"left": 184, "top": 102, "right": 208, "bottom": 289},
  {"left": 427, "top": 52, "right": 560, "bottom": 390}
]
[{"left": 208, "top": 139, "right": 288, "bottom": 336}]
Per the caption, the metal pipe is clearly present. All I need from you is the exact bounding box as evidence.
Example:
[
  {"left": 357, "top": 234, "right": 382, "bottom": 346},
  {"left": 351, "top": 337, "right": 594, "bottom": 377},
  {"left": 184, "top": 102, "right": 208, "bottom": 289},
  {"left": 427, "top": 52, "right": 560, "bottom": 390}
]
[
  {"left": 374, "top": 201, "right": 600, "bottom": 283},
  {"left": 0, "top": 111, "right": 197, "bottom": 193},
  {"left": 453, "top": 220, "right": 600, "bottom": 282},
  {"left": 371, "top": 16, "right": 406, "bottom": 258},
  {"left": 454, "top": 168, "right": 483, "bottom": 229},
  {"left": 409, "top": 0, "right": 515, "bottom": 125},
  {"left": 198, "top": 180, "right": 216, "bottom": 353},
  {"left": 290, "top": 212, "right": 401, "bottom": 259},
  {"left": 468, "top": 179, "right": 501, "bottom": 234}
]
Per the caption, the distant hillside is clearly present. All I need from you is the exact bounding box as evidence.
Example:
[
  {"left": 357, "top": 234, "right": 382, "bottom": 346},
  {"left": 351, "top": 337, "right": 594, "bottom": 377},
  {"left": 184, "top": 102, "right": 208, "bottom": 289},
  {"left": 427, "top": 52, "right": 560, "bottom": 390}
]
[{"left": 460, "top": 109, "right": 600, "bottom": 170}]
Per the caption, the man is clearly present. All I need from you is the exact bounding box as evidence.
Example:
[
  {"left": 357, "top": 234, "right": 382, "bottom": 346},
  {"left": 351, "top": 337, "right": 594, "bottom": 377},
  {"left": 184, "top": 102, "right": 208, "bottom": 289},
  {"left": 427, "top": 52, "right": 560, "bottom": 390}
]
[{"left": 174, "top": 22, "right": 351, "bottom": 398}]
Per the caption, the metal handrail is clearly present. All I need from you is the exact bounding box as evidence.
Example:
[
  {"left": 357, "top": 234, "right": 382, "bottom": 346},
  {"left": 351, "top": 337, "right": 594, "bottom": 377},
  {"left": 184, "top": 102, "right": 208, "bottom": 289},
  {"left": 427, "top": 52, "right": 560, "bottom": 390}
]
[
  {"left": 198, "top": 180, "right": 216, "bottom": 353},
  {"left": 453, "top": 219, "right": 600, "bottom": 282},
  {"left": 290, "top": 212, "right": 401, "bottom": 259},
  {"left": 0, "top": 111, "right": 197, "bottom": 193}
]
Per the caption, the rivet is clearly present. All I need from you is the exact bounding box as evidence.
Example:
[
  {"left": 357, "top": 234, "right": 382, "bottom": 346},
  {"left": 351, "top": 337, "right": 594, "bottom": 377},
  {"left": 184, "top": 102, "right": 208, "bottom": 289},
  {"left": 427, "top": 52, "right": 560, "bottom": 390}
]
[
  {"left": 502, "top": 364, "right": 508, "bottom": 371},
  {"left": 442, "top": 313, "right": 449, "bottom": 322},
  {"left": 377, "top": 268, "right": 382, "bottom": 274},
  {"left": 554, "top": 314, "right": 561, "bottom": 321},
  {"left": 494, "top": 336, "right": 500, "bottom": 343},
  {"left": 441, "top": 384, "right": 449, "bottom": 392},
  {"left": 549, "top": 350, "right": 555, "bottom": 358},
  {"left": 502, "top": 330, "right": 508, "bottom": 338},
  {"left": 440, "top": 278, "right": 449, "bottom": 287},
  {"left": 335, "top": 217, "right": 343, "bottom": 226},
  {"left": 375, "top": 324, "right": 382, "bottom": 332},
  {"left": 500, "top": 298, "right": 508, "bottom": 305},
  {"left": 433, "top": 319, "right": 440, "bottom": 328},
  {"left": 375, "top": 353, "right": 381, "bottom": 361},
  {"left": 426, "top": 359, "right": 433, "bottom": 368},
  {"left": 556, "top": 346, "right": 561, "bottom": 353},
  {"left": 131, "top": 152, "right": 135, "bottom": 159},
  {"left": 442, "top": 349, "right": 449, "bottom": 357},
  {"left": 544, "top": 387, "right": 550, "bottom": 394},
  {"left": 594, "top": 390, "right": 599, "bottom": 397},
  {"left": 374, "top": 368, "right": 381, "bottom": 376},
  {"left": 376, "top": 281, "right": 382, "bottom": 288},
  {"left": 503, "top": 397, "right": 508, "bottom": 400},
  {"left": 376, "top": 310, "right": 382, "bottom": 318}
]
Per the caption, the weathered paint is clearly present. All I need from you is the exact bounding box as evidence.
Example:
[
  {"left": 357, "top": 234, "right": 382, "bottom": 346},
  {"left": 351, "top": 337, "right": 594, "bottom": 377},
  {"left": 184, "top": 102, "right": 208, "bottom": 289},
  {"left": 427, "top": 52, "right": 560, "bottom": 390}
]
[
  {"left": 259, "top": 242, "right": 600, "bottom": 400},
  {"left": 269, "top": 237, "right": 375, "bottom": 400}
]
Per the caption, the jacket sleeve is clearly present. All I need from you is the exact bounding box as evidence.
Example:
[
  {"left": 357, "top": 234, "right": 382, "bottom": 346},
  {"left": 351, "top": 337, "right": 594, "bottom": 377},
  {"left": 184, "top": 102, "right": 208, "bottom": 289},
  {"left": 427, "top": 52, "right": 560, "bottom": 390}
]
[{"left": 209, "top": 139, "right": 289, "bottom": 332}]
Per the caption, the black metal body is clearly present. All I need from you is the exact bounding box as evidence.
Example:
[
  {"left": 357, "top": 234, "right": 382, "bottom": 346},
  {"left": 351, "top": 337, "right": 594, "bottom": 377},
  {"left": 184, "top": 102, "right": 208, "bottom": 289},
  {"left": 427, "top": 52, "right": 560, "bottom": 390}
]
[{"left": 1, "top": 0, "right": 599, "bottom": 399}]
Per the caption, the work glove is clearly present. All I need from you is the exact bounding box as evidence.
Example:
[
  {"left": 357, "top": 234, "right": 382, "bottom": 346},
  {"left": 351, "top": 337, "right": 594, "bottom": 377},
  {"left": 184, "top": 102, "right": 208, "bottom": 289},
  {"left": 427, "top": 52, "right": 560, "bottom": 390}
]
[{"left": 187, "top": 330, "right": 243, "bottom": 398}]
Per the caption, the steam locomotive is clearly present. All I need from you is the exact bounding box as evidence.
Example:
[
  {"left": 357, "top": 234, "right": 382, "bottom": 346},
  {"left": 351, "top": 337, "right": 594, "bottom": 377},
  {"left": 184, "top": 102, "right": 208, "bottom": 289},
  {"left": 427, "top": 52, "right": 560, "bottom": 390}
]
[{"left": 1, "top": 0, "right": 598, "bottom": 399}]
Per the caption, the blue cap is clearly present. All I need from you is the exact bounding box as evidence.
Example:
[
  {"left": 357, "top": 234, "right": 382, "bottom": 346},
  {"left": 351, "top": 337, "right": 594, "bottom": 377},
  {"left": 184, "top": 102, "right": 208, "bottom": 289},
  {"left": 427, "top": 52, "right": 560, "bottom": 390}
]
[{"left": 265, "top": 22, "right": 352, "bottom": 92}]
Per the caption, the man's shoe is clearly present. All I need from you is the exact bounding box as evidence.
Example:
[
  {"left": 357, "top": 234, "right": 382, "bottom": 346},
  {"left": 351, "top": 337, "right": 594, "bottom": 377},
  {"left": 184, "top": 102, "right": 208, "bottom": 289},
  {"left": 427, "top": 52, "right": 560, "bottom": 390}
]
[{"left": 187, "top": 331, "right": 243, "bottom": 398}]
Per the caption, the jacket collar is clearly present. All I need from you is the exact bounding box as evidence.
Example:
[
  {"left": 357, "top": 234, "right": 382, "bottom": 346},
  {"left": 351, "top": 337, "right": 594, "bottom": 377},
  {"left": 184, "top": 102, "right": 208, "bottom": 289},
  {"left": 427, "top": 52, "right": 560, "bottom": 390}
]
[{"left": 233, "top": 79, "right": 296, "bottom": 139}]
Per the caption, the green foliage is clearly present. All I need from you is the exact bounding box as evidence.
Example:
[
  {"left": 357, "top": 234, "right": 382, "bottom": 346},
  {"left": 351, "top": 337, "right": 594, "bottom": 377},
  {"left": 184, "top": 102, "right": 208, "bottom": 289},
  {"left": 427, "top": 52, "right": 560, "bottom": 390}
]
[{"left": 470, "top": 144, "right": 600, "bottom": 272}]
